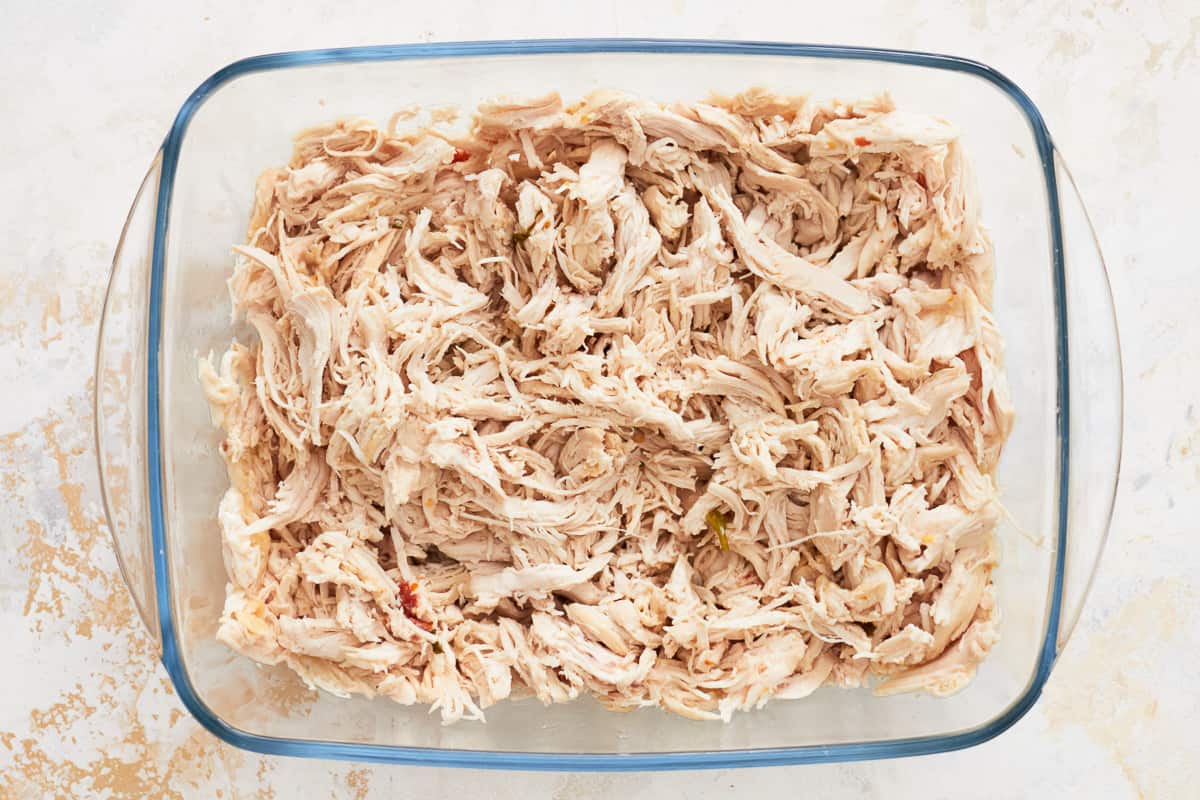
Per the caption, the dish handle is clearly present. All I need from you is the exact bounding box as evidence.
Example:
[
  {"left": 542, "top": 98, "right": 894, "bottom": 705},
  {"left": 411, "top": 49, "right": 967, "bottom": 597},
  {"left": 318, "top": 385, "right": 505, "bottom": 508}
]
[
  {"left": 95, "top": 154, "right": 162, "bottom": 647},
  {"left": 1053, "top": 151, "right": 1124, "bottom": 656}
]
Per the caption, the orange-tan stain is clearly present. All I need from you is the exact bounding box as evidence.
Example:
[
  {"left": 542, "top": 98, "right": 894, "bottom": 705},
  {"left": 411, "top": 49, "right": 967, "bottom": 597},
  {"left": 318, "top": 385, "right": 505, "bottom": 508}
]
[
  {"left": 0, "top": 630, "right": 231, "bottom": 799},
  {"left": 41, "top": 293, "right": 63, "bottom": 347},
  {"left": 0, "top": 393, "right": 293, "bottom": 799},
  {"left": 14, "top": 409, "right": 137, "bottom": 639},
  {"left": 0, "top": 220, "right": 326, "bottom": 797},
  {"left": 255, "top": 758, "right": 278, "bottom": 800},
  {"left": 1042, "top": 577, "right": 1197, "bottom": 800},
  {"left": 344, "top": 767, "right": 372, "bottom": 800}
]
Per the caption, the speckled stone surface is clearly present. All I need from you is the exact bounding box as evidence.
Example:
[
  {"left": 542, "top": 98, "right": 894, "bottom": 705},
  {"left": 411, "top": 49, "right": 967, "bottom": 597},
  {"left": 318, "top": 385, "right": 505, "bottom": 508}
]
[{"left": 1, "top": 1, "right": 1194, "bottom": 797}]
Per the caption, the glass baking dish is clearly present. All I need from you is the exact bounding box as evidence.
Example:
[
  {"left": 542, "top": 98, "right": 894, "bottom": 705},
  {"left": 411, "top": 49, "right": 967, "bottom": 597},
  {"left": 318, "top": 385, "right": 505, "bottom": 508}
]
[{"left": 95, "top": 39, "right": 1122, "bottom": 770}]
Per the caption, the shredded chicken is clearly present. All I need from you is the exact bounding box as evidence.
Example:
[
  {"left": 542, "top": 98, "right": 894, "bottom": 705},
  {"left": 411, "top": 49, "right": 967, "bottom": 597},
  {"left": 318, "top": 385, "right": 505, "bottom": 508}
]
[{"left": 201, "top": 88, "right": 1014, "bottom": 724}]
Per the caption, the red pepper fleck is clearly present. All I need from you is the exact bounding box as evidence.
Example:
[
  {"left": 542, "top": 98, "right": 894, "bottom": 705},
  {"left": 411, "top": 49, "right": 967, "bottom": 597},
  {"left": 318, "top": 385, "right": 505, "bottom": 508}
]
[
  {"left": 398, "top": 581, "right": 433, "bottom": 631},
  {"left": 398, "top": 581, "right": 419, "bottom": 613},
  {"left": 915, "top": 173, "right": 928, "bottom": 190},
  {"left": 451, "top": 148, "right": 471, "bottom": 164},
  {"left": 854, "top": 136, "right": 872, "bottom": 147}
]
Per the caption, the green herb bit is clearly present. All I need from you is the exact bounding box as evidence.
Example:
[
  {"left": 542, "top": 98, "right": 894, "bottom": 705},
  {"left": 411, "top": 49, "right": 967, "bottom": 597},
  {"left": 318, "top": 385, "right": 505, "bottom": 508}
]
[{"left": 512, "top": 210, "right": 544, "bottom": 247}]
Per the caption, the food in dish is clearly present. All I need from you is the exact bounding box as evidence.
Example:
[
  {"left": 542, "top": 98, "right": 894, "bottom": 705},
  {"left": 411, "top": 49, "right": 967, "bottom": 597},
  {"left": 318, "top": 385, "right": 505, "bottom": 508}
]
[{"left": 200, "top": 88, "right": 1013, "bottom": 722}]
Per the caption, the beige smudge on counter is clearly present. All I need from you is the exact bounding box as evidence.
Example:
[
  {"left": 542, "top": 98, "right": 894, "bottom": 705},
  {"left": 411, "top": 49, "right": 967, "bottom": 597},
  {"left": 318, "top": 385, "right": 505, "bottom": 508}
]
[
  {"left": 1144, "top": 40, "right": 1170, "bottom": 71},
  {"left": 1, "top": 275, "right": 101, "bottom": 349},
  {"left": 553, "top": 771, "right": 615, "bottom": 800},
  {"left": 41, "top": 293, "right": 62, "bottom": 347},
  {"left": 13, "top": 409, "right": 137, "bottom": 639},
  {"left": 0, "top": 395, "right": 269, "bottom": 798},
  {"left": 966, "top": 0, "right": 987, "bottom": 31},
  {"left": 344, "top": 767, "right": 372, "bottom": 800},
  {"left": 0, "top": 617, "right": 233, "bottom": 799},
  {"left": 1173, "top": 17, "right": 1200, "bottom": 74},
  {"left": 0, "top": 225, "right": 300, "bottom": 797},
  {"left": 255, "top": 758, "right": 278, "bottom": 800},
  {"left": 1043, "top": 577, "right": 1196, "bottom": 799}
]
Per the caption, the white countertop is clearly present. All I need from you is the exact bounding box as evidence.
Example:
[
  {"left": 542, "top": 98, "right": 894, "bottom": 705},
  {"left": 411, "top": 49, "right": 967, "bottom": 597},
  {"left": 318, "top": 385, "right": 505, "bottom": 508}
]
[{"left": 2, "top": 1, "right": 1195, "bottom": 796}]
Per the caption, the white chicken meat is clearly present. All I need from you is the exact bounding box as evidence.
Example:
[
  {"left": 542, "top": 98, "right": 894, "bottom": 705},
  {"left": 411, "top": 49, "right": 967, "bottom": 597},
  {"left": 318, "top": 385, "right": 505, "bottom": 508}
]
[{"left": 201, "top": 88, "right": 1014, "bottom": 723}]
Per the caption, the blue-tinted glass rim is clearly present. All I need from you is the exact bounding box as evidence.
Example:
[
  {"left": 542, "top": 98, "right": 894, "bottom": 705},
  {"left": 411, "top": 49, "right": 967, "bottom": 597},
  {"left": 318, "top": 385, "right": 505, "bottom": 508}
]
[{"left": 146, "top": 38, "right": 1067, "bottom": 770}]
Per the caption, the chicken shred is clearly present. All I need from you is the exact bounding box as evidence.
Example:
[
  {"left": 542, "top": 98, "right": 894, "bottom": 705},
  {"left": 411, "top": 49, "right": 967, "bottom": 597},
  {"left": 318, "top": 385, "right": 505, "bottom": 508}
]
[{"left": 201, "top": 88, "right": 1014, "bottom": 723}]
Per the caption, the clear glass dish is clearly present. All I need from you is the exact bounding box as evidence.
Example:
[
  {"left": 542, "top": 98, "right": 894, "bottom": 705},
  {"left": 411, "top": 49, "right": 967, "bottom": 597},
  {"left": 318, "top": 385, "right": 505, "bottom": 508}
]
[{"left": 95, "top": 39, "right": 1122, "bottom": 770}]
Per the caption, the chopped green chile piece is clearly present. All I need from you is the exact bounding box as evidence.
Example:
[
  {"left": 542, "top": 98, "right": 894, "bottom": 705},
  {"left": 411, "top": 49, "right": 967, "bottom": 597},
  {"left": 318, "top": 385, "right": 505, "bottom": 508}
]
[{"left": 705, "top": 509, "right": 730, "bottom": 551}]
